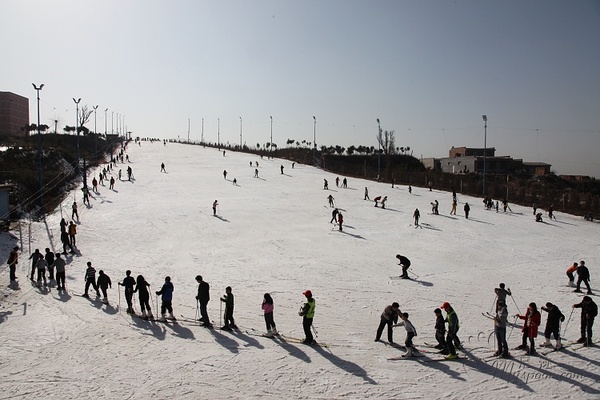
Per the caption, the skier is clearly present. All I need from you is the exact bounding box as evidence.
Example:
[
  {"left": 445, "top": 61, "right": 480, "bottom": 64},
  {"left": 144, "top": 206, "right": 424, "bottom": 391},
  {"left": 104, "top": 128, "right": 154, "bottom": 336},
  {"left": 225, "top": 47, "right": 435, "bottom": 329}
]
[
  {"left": 220, "top": 286, "right": 237, "bottom": 331},
  {"left": 127, "top": 166, "right": 133, "bottom": 181},
  {"left": 161, "top": 162, "right": 166, "bottom": 172},
  {"left": 28, "top": 249, "right": 43, "bottom": 281},
  {"left": 92, "top": 177, "right": 98, "bottom": 193},
  {"left": 413, "top": 208, "right": 420, "bottom": 227},
  {"left": 548, "top": 205, "right": 556, "bottom": 220},
  {"left": 430, "top": 200, "right": 439, "bottom": 215},
  {"left": 327, "top": 194, "right": 335, "bottom": 207},
  {"left": 535, "top": 212, "right": 543, "bottom": 222},
  {"left": 60, "top": 218, "right": 68, "bottom": 232},
  {"left": 195, "top": 275, "right": 212, "bottom": 327},
  {"left": 7, "top": 246, "right": 19, "bottom": 282},
  {"left": 393, "top": 312, "right": 417, "bottom": 357},
  {"left": 323, "top": 179, "right": 328, "bottom": 190},
  {"left": 342, "top": 178, "right": 347, "bottom": 188},
  {"left": 493, "top": 301, "right": 511, "bottom": 358},
  {"left": 494, "top": 283, "right": 512, "bottom": 311},
  {"left": 364, "top": 187, "right": 370, "bottom": 200},
  {"left": 232, "top": 178, "right": 237, "bottom": 186},
  {"left": 223, "top": 170, "right": 227, "bottom": 179},
  {"left": 330, "top": 208, "right": 339, "bottom": 224},
  {"left": 280, "top": 165, "right": 284, "bottom": 174},
  {"left": 118, "top": 270, "right": 136, "bottom": 314},
  {"left": 450, "top": 199, "right": 457, "bottom": 215},
  {"left": 262, "top": 293, "right": 278, "bottom": 337},
  {"left": 72, "top": 201, "right": 79, "bottom": 220},
  {"left": 35, "top": 256, "right": 48, "bottom": 288},
  {"left": 54, "top": 253, "right": 66, "bottom": 291},
  {"left": 81, "top": 186, "right": 90, "bottom": 206},
  {"left": 540, "top": 302, "right": 565, "bottom": 349},
  {"left": 44, "top": 248, "right": 55, "bottom": 284},
  {"left": 97, "top": 270, "right": 112, "bottom": 303},
  {"left": 68, "top": 221, "right": 77, "bottom": 246},
  {"left": 374, "top": 302, "right": 400, "bottom": 343},
  {"left": 109, "top": 176, "right": 115, "bottom": 190},
  {"left": 433, "top": 308, "right": 447, "bottom": 351},
  {"left": 254, "top": 168, "right": 259, "bottom": 178},
  {"left": 373, "top": 196, "right": 381, "bottom": 207},
  {"left": 441, "top": 302, "right": 460, "bottom": 359},
  {"left": 515, "top": 302, "right": 541, "bottom": 354},
  {"left": 573, "top": 296, "right": 597, "bottom": 346},
  {"left": 299, "top": 290, "right": 316, "bottom": 345},
  {"left": 134, "top": 275, "right": 153, "bottom": 319},
  {"left": 408, "top": 185, "right": 412, "bottom": 194},
  {"left": 338, "top": 212, "right": 344, "bottom": 231},
  {"left": 464, "top": 202, "right": 470, "bottom": 219},
  {"left": 83, "top": 261, "right": 101, "bottom": 298},
  {"left": 566, "top": 262, "right": 578, "bottom": 287},
  {"left": 156, "top": 276, "right": 175, "bottom": 321},
  {"left": 573, "top": 260, "right": 592, "bottom": 294},
  {"left": 335, "top": 177, "right": 340, "bottom": 187},
  {"left": 396, "top": 254, "right": 411, "bottom": 279},
  {"left": 212, "top": 200, "right": 218, "bottom": 216},
  {"left": 381, "top": 196, "right": 388, "bottom": 209}
]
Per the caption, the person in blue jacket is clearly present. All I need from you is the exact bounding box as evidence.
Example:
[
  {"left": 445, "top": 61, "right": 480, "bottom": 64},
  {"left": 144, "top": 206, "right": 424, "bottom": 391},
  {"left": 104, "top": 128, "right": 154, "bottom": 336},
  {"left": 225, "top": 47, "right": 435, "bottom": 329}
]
[{"left": 156, "top": 276, "right": 175, "bottom": 321}]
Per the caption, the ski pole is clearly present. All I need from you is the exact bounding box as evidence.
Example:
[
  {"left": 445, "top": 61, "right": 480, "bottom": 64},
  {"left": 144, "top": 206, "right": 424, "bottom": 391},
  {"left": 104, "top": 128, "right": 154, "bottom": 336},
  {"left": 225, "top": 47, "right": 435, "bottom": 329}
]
[
  {"left": 490, "top": 295, "right": 498, "bottom": 314},
  {"left": 563, "top": 308, "right": 574, "bottom": 337},
  {"left": 507, "top": 315, "right": 518, "bottom": 341},
  {"left": 509, "top": 294, "right": 522, "bottom": 315},
  {"left": 195, "top": 301, "right": 199, "bottom": 321},
  {"left": 219, "top": 299, "right": 223, "bottom": 327},
  {"left": 408, "top": 269, "right": 419, "bottom": 279},
  {"left": 118, "top": 286, "right": 121, "bottom": 313},
  {"left": 311, "top": 324, "right": 319, "bottom": 339}
]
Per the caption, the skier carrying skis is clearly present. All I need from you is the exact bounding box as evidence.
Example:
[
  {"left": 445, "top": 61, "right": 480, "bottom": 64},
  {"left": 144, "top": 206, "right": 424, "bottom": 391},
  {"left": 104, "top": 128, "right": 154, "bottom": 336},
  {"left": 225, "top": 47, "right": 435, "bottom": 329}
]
[
  {"left": 375, "top": 302, "right": 401, "bottom": 344},
  {"left": 195, "top": 275, "right": 212, "bottom": 328},
  {"left": 540, "top": 302, "right": 565, "bottom": 349},
  {"left": 393, "top": 312, "right": 417, "bottom": 357},
  {"left": 118, "top": 270, "right": 136, "bottom": 314},
  {"left": 515, "top": 302, "right": 541, "bottom": 355},
  {"left": 97, "top": 270, "right": 112, "bottom": 304},
  {"left": 83, "top": 261, "right": 101, "bottom": 298},
  {"left": 262, "top": 293, "right": 278, "bottom": 337},
  {"left": 156, "top": 276, "right": 175, "bottom": 321},
  {"left": 494, "top": 283, "right": 511, "bottom": 311},
  {"left": 441, "top": 302, "right": 460, "bottom": 359},
  {"left": 134, "top": 275, "right": 153, "bottom": 319},
  {"left": 299, "top": 290, "right": 316, "bottom": 345},
  {"left": 396, "top": 254, "right": 411, "bottom": 279},
  {"left": 573, "top": 295, "right": 597, "bottom": 346},
  {"left": 220, "top": 286, "right": 237, "bottom": 331},
  {"left": 573, "top": 260, "right": 592, "bottom": 294}
]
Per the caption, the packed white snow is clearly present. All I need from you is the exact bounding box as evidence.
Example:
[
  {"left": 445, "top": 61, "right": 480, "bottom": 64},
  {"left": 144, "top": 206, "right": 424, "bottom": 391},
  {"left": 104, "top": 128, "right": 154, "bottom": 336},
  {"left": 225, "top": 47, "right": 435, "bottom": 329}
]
[{"left": 0, "top": 141, "right": 599, "bottom": 400}]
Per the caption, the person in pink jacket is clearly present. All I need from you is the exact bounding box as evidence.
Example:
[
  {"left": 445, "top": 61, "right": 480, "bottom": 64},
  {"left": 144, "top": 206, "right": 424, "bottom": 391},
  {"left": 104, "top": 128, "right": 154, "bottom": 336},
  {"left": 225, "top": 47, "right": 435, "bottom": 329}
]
[{"left": 262, "top": 293, "right": 278, "bottom": 337}]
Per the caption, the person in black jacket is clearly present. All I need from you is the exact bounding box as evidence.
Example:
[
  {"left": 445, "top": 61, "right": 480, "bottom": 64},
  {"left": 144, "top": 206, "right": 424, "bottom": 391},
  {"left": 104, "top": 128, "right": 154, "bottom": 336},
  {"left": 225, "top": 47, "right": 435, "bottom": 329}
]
[
  {"left": 396, "top": 254, "right": 411, "bottom": 279},
  {"left": 97, "top": 270, "right": 112, "bottom": 304},
  {"left": 573, "top": 260, "right": 592, "bottom": 294},
  {"left": 573, "top": 296, "right": 598, "bottom": 346},
  {"left": 540, "top": 302, "right": 565, "bottom": 349},
  {"left": 195, "top": 275, "right": 212, "bottom": 328},
  {"left": 118, "top": 270, "right": 136, "bottom": 314},
  {"left": 134, "top": 275, "right": 153, "bottom": 319},
  {"left": 375, "top": 302, "right": 401, "bottom": 343}
]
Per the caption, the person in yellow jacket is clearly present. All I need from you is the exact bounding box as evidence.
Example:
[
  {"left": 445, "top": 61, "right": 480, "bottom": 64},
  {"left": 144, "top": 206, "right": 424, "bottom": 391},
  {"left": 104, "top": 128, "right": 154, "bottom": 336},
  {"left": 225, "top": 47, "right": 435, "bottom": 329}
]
[{"left": 299, "top": 290, "right": 316, "bottom": 345}]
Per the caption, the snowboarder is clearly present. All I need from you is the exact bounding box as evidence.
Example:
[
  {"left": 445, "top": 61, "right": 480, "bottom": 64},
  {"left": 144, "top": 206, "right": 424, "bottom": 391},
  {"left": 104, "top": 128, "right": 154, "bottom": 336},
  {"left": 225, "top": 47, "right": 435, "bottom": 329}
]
[
  {"left": 375, "top": 302, "right": 400, "bottom": 343},
  {"left": 396, "top": 254, "right": 411, "bottom": 279},
  {"left": 262, "top": 293, "right": 278, "bottom": 337},
  {"left": 327, "top": 194, "right": 335, "bottom": 207},
  {"left": 373, "top": 196, "right": 381, "bottom": 207},
  {"left": 573, "top": 260, "right": 592, "bottom": 294},
  {"left": 134, "top": 275, "right": 153, "bottom": 319},
  {"left": 83, "top": 262, "right": 101, "bottom": 298},
  {"left": 28, "top": 249, "right": 43, "bottom": 281},
  {"left": 566, "top": 262, "right": 578, "bottom": 287},
  {"left": 156, "top": 276, "right": 175, "bottom": 321},
  {"left": 515, "top": 302, "right": 541, "bottom": 354},
  {"left": 195, "top": 275, "right": 212, "bottom": 327},
  {"left": 54, "top": 253, "right": 66, "bottom": 291},
  {"left": 161, "top": 162, "right": 166, "bottom": 172},
  {"left": 97, "top": 270, "right": 112, "bottom": 303},
  {"left": 364, "top": 187, "right": 370, "bottom": 200},
  {"left": 330, "top": 208, "right": 339, "bottom": 224},
  {"left": 494, "top": 283, "right": 512, "bottom": 311},
  {"left": 299, "top": 290, "right": 316, "bottom": 344},
  {"left": 573, "top": 296, "right": 597, "bottom": 346},
  {"left": 464, "top": 203, "right": 470, "bottom": 219},
  {"left": 7, "top": 246, "right": 19, "bottom": 282},
  {"left": 393, "top": 312, "right": 417, "bottom": 357},
  {"left": 441, "top": 302, "right": 460, "bottom": 359},
  {"left": 212, "top": 200, "right": 218, "bottom": 216},
  {"left": 118, "top": 270, "right": 136, "bottom": 314},
  {"left": 540, "top": 302, "right": 565, "bottom": 349},
  {"left": 493, "top": 302, "right": 511, "bottom": 358},
  {"left": 433, "top": 308, "right": 447, "bottom": 351},
  {"left": 413, "top": 208, "right": 420, "bottom": 227},
  {"left": 220, "top": 286, "right": 237, "bottom": 331}
]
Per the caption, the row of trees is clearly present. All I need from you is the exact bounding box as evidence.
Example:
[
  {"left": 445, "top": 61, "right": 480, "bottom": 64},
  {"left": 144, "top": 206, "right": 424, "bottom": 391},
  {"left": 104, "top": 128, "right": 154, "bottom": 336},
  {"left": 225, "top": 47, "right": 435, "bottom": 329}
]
[{"left": 21, "top": 105, "right": 95, "bottom": 135}]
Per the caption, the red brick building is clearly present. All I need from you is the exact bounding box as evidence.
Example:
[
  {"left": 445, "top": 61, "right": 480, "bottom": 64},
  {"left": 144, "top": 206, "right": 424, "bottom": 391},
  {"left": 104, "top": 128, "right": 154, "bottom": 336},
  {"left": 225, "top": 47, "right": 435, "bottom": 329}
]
[{"left": 0, "top": 91, "right": 30, "bottom": 137}]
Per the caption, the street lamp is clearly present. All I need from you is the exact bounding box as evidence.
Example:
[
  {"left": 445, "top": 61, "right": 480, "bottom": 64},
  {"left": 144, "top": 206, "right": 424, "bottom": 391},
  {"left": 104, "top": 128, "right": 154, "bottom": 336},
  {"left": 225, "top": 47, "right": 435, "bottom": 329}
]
[
  {"left": 188, "top": 117, "right": 191, "bottom": 142},
  {"left": 270, "top": 116, "right": 273, "bottom": 159},
  {"left": 73, "top": 97, "right": 81, "bottom": 175},
  {"left": 111, "top": 111, "right": 114, "bottom": 135},
  {"left": 377, "top": 119, "right": 382, "bottom": 177},
  {"left": 93, "top": 105, "right": 98, "bottom": 159},
  {"left": 313, "top": 116, "right": 316, "bottom": 165},
  {"left": 482, "top": 114, "right": 488, "bottom": 195},
  {"left": 32, "top": 83, "right": 44, "bottom": 208},
  {"left": 217, "top": 118, "right": 220, "bottom": 150},
  {"left": 201, "top": 118, "right": 204, "bottom": 143},
  {"left": 240, "top": 117, "right": 243, "bottom": 148},
  {"left": 104, "top": 108, "right": 108, "bottom": 136}
]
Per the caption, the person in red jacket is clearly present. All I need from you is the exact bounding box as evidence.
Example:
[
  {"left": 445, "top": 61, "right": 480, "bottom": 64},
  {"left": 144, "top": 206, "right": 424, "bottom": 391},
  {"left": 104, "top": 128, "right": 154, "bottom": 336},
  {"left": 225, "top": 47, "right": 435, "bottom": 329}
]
[{"left": 515, "top": 302, "right": 541, "bottom": 355}]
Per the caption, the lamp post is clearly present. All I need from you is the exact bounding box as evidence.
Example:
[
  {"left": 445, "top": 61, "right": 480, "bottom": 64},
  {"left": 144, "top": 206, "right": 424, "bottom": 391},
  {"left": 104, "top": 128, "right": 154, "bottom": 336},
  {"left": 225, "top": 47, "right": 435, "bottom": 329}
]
[
  {"left": 376, "top": 118, "right": 381, "bottom": 180},
  {"left": 73, "top": 97, "right": 81, "bottom": 175},
  {"left": 217, "top": 118, "right": 220, "bottom": 150},
  {"left": 201, "top": 118, "right": 204, "bottom": 143},
  {"left": 93, "top": 105, "right": 98, "bottom": 160},
  {"left": 188, "top": 118, "right": 190, "bottom": 142},
  {"left": 270, "top": 116, "right": 273, "bottom": 159},
  {"left": 111, "top": 111, "right": 114, "bottom": 135},
  {"left": 313, "top": 116, "right": 316, "bottom": 165},
  {"left": 123, "top": 115, "right": 125, "bottom": 138},
  {"left": 240, "top": 117, "right": 243, "bottom": 148},
  {"left": 482, "top": 114, "right": 488, "bottom": 195},
  {"left": 32, "top": 83, "right": 44, "bottom": 208},
  {"left": 104, "top": 108, "right": 108, "bottom": 136}
]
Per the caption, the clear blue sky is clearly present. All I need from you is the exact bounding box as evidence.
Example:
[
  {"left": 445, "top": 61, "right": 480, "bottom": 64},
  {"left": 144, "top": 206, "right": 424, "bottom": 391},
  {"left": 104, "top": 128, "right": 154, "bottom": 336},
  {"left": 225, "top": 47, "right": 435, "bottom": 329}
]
[{"left": 2, "top": 0, "right": 599, "bottom": 177}]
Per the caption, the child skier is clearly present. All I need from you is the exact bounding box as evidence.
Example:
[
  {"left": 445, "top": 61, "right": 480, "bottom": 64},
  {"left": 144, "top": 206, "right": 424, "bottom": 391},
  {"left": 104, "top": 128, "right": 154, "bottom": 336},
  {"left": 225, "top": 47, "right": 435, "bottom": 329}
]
[
  {"left": 393, "top": 312, "right": 418, "bottom": 357},
  {"left": 156, "top": 276, "right": 175, "bottom": 321},
  {"left": 220, "top": 286, "right": 237, "bottom": 331},
  {"left": 262, "top": 293, "right": 278, "bottom": 337},
  {"left": 433, "top": 308, "right": 446, "bottom": 351},
  {"left": 299, "top": 290, "right": 316, "bottom": 344}
]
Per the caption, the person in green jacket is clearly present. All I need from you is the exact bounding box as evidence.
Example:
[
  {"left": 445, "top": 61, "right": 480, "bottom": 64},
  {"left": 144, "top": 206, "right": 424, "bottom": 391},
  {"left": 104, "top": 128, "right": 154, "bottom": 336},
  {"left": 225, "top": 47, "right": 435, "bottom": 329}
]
[{"left": 299, "top": 290, "right": 316, "bottom": 344}]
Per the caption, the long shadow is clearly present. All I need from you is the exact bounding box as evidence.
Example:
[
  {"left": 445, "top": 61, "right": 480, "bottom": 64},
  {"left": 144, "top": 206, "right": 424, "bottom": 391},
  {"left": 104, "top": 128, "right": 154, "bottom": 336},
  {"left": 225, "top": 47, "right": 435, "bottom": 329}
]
[
  {"left": 555, "top": 220, "right": 577, "bottom": 226},
  {"left": 41, "top": 216, "right": 57, "bottom": 250},
  {"left": 555, "top": 347, "right": 600, "bottom": 369},
  {"left": 54, "top": 290, "right": 72, "bottom": 302},
  {"left": 0, "top": 310, "right": 13, "bottom": 324},
  {"left": 381, "top": 207, "right": 403, "bottom": 213},
  {"left": 390, "top": 349, "right": 466, "bottom": 381},
  {"left": 467, "top": 218, "right": 494, "bottom": 225},
  {"left": 459, "top": 348, "right": 534, "bottom": 390},
  {"left": 312, "top": 344, "right": 377, "bottom": 384},
  {"left": 253, "top": 176, "right": 266, "bottom": 181},
  {"left": 207, "top": 328, "right": 241, "bottom": 353},
  {"left": 129, "top": 316, "right": 167, "bottom": 340},
  {"left": 335, "top": 230, "right": 366, "bottom": 240},
  {"left": 343, "top": 187, "right": 357, "bottom": 191},
  {"left": 229, "top": 330, "right": 265, "bottom": 349},
  {"left": 213, "top": 215, "right": 230, "bottom": 223},
  {"left": 420, "top": 223, "right": 442, "bottom": 232},
  {"left": 163, "top": 320, "right": 195, "bottom": 340},
  {"left": 270, "top": 337, "right": 311, "bottom": 363}
]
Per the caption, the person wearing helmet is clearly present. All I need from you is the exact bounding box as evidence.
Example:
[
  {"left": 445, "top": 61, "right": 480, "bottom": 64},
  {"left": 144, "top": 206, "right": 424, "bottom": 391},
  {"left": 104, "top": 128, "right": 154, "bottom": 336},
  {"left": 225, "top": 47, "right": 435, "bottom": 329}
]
[
  {"left": 299, "top": 290, "right": 316, "bottom": 345},
  {"left": 441, "top": 302, "right": 460, "bottom": 359}
]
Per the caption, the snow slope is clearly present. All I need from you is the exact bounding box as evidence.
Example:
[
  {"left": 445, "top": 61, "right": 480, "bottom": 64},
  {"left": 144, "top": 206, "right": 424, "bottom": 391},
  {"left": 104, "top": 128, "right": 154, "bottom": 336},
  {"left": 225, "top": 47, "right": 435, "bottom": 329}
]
[{"left": 0, "top": 141, "right": 599, "bottom": 400}]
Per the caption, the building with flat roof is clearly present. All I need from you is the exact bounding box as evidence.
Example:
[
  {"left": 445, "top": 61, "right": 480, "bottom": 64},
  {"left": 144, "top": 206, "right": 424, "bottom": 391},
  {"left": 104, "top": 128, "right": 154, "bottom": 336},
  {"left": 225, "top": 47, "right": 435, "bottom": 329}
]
[{"left": 0, "top": 91, "right": 29, "bottom": 137}]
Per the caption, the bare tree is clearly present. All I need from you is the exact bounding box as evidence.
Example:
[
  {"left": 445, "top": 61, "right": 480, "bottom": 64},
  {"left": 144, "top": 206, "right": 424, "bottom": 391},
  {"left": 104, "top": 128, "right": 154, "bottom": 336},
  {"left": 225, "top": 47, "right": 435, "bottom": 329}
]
[
  {"left": 78, "top": 105, "right": 94, "bottom": 130},
  {"left": 377, "top": 129, "right": 397, "bottom": 155}
]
